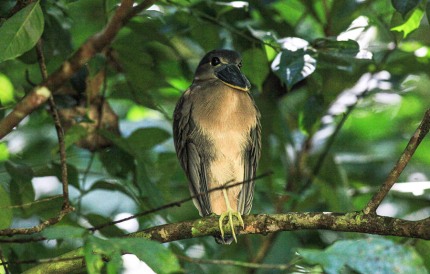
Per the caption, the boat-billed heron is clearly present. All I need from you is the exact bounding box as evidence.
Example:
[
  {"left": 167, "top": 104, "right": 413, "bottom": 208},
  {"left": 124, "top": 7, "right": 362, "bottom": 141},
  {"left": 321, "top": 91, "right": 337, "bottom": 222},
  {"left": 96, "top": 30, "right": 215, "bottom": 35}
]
[{"left": 173, "top": 49, "right": 261, "bottom": 244}]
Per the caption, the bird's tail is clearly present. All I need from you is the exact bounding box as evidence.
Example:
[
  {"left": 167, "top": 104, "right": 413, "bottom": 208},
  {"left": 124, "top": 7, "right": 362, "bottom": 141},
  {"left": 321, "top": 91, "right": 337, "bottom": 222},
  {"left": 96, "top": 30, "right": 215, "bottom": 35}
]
[{"left": 214, "top": 235, "right": 234, "bottom": 245}]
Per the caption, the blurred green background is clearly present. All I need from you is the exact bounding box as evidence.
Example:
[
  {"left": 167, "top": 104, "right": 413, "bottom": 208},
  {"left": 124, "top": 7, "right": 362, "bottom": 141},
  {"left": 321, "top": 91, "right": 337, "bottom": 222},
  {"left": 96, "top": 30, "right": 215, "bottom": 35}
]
[{"left": 0, "top": 0, "right": 429, "bottom": 273}]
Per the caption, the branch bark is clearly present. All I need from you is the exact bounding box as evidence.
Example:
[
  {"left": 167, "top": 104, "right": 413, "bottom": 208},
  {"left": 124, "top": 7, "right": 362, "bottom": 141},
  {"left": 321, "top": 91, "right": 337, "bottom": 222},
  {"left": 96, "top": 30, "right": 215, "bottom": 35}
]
[
  {"left": 364, "top": 109, "right": 430, "bottom": 214},
  {"left": 21, "top": 212, "right": 430, "bottom": 274},
  {"left": 0, "top": 0, "right": 155, "bottom": 140}
]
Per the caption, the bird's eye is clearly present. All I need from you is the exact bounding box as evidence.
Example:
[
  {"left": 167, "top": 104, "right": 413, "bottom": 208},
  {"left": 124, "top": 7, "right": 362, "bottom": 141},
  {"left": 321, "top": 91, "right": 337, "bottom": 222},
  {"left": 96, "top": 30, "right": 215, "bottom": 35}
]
[
  {"left": 238, "top": 61, "right": 243, "bottom": 68},
  {"left": 211, "top": 57, "right": 221, "bottom": 66}
]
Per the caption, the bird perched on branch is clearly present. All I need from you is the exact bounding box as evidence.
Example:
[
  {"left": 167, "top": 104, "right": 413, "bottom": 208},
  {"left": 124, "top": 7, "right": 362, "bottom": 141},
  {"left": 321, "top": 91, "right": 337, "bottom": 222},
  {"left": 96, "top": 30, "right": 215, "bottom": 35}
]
[{"left": 173, "top": 49, "right": 261, "bottom": 244}]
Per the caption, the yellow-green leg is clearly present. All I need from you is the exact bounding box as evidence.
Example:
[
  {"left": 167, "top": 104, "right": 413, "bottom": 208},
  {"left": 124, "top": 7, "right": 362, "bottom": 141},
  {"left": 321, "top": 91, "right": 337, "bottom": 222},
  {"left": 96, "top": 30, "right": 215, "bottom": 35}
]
[{"left": 218, "top": 189, "right": 244, "bottom": 243}]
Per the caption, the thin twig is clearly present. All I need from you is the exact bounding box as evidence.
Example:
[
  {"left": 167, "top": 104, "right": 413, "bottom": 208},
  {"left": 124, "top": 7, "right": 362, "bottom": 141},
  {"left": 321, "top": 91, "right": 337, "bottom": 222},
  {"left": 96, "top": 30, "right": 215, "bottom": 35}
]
[
  {"left": 4, "top": 195, "right": 62, "bottom": 209},
  {"left": 178, "top": 255, "right": 295, "bottom": 271},
  {"left": 364, "top": 109, "right": 430, "bottom": 214},
  {"left": 89, "top": 171, "right": 273, "bottom": 232},
  {"left": 0, "top": 256, "right": 84, "bottom": 266},
  {"left": 36, "top": 40, "right": 71, "bottom": 210},
  {"left": 0, "top": 237, "right": 46, "bottom": 243},
  {"left": 0, "top": 207, "right": 74, "bottom": 236}
]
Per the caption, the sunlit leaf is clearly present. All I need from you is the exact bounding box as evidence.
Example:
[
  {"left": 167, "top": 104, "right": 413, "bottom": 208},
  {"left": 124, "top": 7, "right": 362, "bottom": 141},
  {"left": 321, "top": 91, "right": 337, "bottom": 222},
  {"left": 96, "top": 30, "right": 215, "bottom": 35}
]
[
  {"left": 0, "top": 2, "right": 44, "bottom": 62},
  {"left": 391, "top": 7, "right": 425, "bottom": 38},
  {"left": 0, "top": 73, "right": 14, "bottom": 105},
  {"left": 0, "top": 142, "right": 10, "bottom": 162}
]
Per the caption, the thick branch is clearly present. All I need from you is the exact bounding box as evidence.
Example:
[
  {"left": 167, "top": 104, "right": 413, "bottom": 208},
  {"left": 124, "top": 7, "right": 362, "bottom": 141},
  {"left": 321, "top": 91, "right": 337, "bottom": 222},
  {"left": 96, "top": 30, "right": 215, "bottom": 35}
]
[
  {"left": 130, "top": 212, "right": 430, "bottom": 243},
  {"left": 21, "top": 212, "right": 430, "bottom": 274},
  {"left": 0, "top": 0, "right": 155, "bottom": 139}
]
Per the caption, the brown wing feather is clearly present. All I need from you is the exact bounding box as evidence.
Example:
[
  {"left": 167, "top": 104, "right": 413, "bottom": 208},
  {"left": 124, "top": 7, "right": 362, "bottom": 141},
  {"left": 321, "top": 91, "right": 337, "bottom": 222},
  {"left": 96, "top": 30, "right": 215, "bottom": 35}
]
[
  {"left": 173, "top": 90, "right": 212, "bottom": 216},
  {"left": 238, "top": 101, "right": 261, "bottom": 215}
]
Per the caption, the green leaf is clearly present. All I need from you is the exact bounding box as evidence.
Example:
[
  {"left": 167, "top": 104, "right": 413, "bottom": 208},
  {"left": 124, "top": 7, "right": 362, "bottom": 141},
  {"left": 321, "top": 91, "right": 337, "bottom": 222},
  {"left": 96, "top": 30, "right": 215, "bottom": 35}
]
[
  {"left": 0, "top": 73, "right": 14, "bottom": 105},
  {"left": 84, "top": 237, "right": 181, "bottom": 274},
  {"left": 63, "top": 124, "right": 88, "bottom": 150},
  {"left": 99, "top": 147, "right": 134, "bottom": 178},
  {"left": 428, "top": 2, "right": 430, "bottom": 29},
  {"left": 5, "top": 161, "right": 33, "bottom": 182},
  {"left": 34, "top": 162, "right": 80, "bottom": 189},
  {"left": 0, "top": 142, "right": 10, "bottom": 162},
  {"left": 5, "top": 161, "right": 35, "bottom": 207},
  {"left": 42, "top": 225, "right": 87, "bottom": 239},
  {"left": 242, "top": 48, "right": 270, "bottom": 91},
  {"left": 0, "top": 185, "right": 12, "bottom": 229},
  {"left": 299, "top": 238, "right": 427, "bottom": 274},
  {"left": 391, "top": 7, "right": 425, "bottom": 38},
  {"left": 313, "top": 38, "right": 360, "bottom": 57},
  {"left": 272, "top": 48, "right": 316, "bottom": 89},
  {"left": 85, "top": 214, "right": 125, "bottom": 237},
  {"left": 84, "top": 237, "right": 108, "bottom": 274},
  {"left": 0, "top": 2, "right": 45, "bottom": 62},
  {"left": 89, "top": 180, "right": 131, "bottom": 197},
  {"left": 415, "top": 240, "right": 430, "bottom": 272},
  {"left": 127, "top": 127, "right": 171, "bottom": 152},
  {"left": 299, "top": 94, "right": 324, "bottom": 134},
  {"left": 391, "top": 0, "right": 422, "bottom": 17},
  {"left": 120, "top": 238, "right": 181, "bottom": 274}
]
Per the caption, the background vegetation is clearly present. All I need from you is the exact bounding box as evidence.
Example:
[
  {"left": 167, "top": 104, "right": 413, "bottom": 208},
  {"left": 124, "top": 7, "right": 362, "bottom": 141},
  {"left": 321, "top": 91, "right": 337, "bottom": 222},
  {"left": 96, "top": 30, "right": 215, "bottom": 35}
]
[{"left": 0, "top": 0, "right": 429, "bottom": 273}]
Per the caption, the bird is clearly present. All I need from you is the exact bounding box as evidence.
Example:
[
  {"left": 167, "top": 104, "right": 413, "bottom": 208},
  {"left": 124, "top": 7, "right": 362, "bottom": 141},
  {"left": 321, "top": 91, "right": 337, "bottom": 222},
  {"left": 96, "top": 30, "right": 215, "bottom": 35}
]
[{"left": 173, "top": 49, "right": 261, "bottom": 244}]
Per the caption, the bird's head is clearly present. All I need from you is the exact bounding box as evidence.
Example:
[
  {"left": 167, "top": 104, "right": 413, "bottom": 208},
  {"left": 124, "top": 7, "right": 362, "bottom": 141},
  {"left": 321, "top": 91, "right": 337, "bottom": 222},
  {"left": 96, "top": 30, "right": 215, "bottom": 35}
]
[{"left": 193, "top": 49, "right": 251, "bottom": 92}]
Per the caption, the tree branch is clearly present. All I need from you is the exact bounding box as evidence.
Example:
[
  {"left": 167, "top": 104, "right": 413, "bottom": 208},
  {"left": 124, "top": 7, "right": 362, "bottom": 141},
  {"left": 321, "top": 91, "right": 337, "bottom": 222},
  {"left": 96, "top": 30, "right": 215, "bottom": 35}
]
[
  {"left": 364, "top": 109, "right": 430, "bottom": 214},
  {"left": 0, "top": 0, "right": 155, "bottom": 140},
  {"left": 36, "top": 40, "right": 71, "bottom": 210},
  {"left": 0, "top": 207, "right": 73, "bottom": 236},
  {"left": 130, "top": 212, "right": 430, "bottom": 243},
  {"left": 20, "top": 212, "right": 430, "bottom": 274}
]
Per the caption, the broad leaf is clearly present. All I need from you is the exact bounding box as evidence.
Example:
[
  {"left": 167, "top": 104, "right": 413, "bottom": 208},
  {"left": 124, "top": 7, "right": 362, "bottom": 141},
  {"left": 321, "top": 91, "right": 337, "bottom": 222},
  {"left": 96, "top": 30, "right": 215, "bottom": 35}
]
[
  {"left": 271, "top": 48, "right": 316, "bottom": 89},
  {"left": 391, "top": 7, "right": 425, "bottom": 38},
  {"left": 0, "top": 2, "right": 44, "bottom": 62},
  {"left": 299, "top": 238, "right": 426, "bottom": 274},
  {"left": 242, "top": 48, "right": 270, "bottom": 91},
  {"left": 42, "top": 225, "right": 87, "bottom": 239},
  {"left": 5, "top": 161, "right": 35, "bottom": 207},
  {"left": 0, "top": 185, "right": 12, "bottom": 229},
  {"left": 120, "top": 238, "right": 181, "bottom": 274},
  {"left": 127, "top": 127, "right": 171, "bottom": 152},
  {"left": 84, "top": 237, "right": 181, "bottom": 274}
]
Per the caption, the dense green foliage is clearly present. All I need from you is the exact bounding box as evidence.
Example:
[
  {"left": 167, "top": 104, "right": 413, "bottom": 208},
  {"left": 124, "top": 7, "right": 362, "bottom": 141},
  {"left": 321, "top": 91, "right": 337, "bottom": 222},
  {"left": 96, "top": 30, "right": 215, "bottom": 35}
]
[{"left": 0, "top": 0, "right": 429, "bottom": 273}]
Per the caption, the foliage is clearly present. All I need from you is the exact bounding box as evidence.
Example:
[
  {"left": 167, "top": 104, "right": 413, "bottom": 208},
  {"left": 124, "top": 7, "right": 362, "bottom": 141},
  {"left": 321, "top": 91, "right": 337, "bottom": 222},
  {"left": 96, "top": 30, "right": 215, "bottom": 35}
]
[{"left": 0, "top": 0, "right": 430, "bottom": 273}]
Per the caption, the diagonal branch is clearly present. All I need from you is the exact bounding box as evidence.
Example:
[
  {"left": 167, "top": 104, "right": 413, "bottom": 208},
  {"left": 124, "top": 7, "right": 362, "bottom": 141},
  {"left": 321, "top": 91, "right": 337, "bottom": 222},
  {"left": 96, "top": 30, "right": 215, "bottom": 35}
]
[
  {"left": 0, "top": 0, "right": 155, "bottom": 140},
  {"left": 36, "top": 40, "right": 71, "bottom": 210},
  {"left": 363, "top": 109, "right": 430, "bottom": 214}
]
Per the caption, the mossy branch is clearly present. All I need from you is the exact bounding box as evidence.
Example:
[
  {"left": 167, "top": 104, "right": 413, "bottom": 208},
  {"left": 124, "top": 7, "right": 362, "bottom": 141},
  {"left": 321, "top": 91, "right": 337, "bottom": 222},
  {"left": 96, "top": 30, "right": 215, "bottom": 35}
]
[{"left": 21, "top": 212, "right": 430, "bottom": 274}]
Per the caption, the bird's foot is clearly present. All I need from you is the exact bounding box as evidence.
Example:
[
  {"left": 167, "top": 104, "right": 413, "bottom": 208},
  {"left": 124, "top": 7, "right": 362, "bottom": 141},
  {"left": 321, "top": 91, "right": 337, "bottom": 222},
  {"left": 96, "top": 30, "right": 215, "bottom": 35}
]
[{"left": 218, "top": 209, "right": 244, "bottom": 243}]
